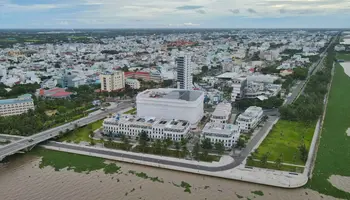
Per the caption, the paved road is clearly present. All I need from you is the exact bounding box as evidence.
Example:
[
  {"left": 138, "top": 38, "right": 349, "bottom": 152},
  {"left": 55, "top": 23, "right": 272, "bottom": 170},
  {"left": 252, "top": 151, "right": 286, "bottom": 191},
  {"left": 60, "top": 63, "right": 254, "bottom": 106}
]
[
  {"left": 231, "top": 116, "right": 278, "bottom": 167},
  {"left": 284, "top": 37, "right": 337, "bottom": 105},
  {"left": 0, "top": 102, "right": 132, "bottom": 160},
  {"left": 46, "top": 141, "right": 236, "bottom": 172},
  {"left": 42, "top": 115, "right": 278, "bottom": 171}
]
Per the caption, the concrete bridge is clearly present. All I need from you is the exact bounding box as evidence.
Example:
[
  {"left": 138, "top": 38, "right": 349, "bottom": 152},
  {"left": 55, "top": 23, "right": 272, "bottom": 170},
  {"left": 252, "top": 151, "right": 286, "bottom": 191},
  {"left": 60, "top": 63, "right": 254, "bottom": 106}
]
[{"left": 0, "top": 102, "right": 132, "bottom": 161}]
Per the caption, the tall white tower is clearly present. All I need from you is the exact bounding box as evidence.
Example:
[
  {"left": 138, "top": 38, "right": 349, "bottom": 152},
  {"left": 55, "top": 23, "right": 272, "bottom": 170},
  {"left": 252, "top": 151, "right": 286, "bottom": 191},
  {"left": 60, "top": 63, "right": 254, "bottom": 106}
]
[{"left": 176, "top": 52, "right": 192, "bottom": 90}]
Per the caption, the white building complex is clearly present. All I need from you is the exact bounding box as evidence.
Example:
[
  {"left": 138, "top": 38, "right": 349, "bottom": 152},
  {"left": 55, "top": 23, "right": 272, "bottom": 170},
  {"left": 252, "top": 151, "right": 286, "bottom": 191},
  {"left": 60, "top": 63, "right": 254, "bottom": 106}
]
[
  {"left": 103, "top": 114, "right": 191, "bottom": 141},
  {"left": 136, "top": 88, "right": 204, "bottom": 127},
  {"left": 210, "top": 102, "right": 232, "bottom": 124},
  {"left": 99, "top": 71, "right": 125, "bottom": 92},
  {"left": 236, "top": 106, "right": 264, "bottom": 133},
  {"left": 0, "top": 94, "right": 35, "bottom": 117},
  {"left": 176, "top": 52, "right": 192, "bottom": 90},
  {"left": 202, "top": 123, "right": 241, "bottom": 149}
]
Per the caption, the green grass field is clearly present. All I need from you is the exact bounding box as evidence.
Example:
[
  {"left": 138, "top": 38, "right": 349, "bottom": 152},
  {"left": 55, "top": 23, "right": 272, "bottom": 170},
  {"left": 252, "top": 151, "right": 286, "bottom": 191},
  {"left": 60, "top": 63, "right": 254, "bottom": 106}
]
[
  {"left": 246, "top": 160, "right": 304, "bottom": 173},
  {"left": 123, "top": 108, "right": 136, "bottom": 115},
  {"left": 336, "top": 53, "right": 350, "bottom": 61},
  {"left": 250, "top": 120, "right": 314, "bottom": 166},
  {"left": 306, "top": 63, "right": 350, "bottom": 199},
  {"left": 32, "top": 148, "right": 121, "bottom": 174},
  {"left": 58, "top": 120, "right": 103, "bottom": 143}
]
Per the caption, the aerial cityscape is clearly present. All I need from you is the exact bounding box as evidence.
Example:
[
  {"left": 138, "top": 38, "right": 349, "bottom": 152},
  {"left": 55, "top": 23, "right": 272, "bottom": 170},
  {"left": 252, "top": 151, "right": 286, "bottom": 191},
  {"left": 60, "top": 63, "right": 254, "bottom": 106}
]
[{"left": 0, "top": 1, "right": 350, "bottom": 200}]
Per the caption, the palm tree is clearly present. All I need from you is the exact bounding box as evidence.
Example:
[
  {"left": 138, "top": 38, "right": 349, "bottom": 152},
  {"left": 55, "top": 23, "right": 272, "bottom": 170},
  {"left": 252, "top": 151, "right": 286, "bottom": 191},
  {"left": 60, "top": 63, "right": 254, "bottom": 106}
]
[
  {"left": 174, "top": 142, "right": 181, "bottom": 157},
  {"left": 181, "top": 145, "right": 188, "bottom": 157},
  {"left": 275, "top": 157, "right": 282, "bottom": 169}
]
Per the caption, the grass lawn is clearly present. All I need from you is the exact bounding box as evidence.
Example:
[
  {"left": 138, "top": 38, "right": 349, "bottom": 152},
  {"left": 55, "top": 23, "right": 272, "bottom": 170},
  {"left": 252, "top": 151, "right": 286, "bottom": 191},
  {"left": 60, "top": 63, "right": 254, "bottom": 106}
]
[
  {"left": 123, "top": 108, "right": 136, "bottom": 115},
  {"left": 31, "top": 148, "right": 121, "bottom": 174},
  {"left": 246, "top": 160, "right": 304, "bottom": 173},
  {"left": 250, "top": 120, "right": 314, "bottom": 166},
  {"left": 306, "top": 63, "right": 350, "bottom": 199},
  {"left": 58, "top": 120, "right": 103, "bottom": 143},
  {"left": 132, "top": 145, "right": 221, "bottom": 163},
  {"left": 336, "top": 53, "right": 350, "bottom": 61}
]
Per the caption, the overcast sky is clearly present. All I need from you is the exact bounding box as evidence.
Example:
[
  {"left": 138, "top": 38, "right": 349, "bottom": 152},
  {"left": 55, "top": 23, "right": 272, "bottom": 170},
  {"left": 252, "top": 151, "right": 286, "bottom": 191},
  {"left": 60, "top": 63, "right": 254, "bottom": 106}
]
[{"left": 1, "top": 0, "right": 350, "bottom": 28}]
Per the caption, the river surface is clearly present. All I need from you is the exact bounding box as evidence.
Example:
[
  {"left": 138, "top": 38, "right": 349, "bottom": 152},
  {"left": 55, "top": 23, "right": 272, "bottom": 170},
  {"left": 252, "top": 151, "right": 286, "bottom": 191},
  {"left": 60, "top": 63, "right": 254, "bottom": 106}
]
[{"left": 0, "top": 155, "right": 336, "bottom": 200}]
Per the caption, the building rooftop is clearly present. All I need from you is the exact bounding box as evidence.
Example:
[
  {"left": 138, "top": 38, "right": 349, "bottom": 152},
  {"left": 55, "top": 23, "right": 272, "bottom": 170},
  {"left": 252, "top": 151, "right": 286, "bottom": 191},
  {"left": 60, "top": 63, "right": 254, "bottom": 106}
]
[
  {"left": 138, "top": 88, "right": 203, "bottom": 102},
  {"left": 212, "top": 103, "right": 232, "bottom": 117},
  {"left": 238, "top": 106, "right": 263, "bottom": 118},
  {"left": 0, "top": 95, "right": 33, "bottom": 105},
  {"left": 202, "top": 123, "right": 240, "bottom": 136},
  {"left": 104, "top": 114, "right": 189, "bottom": 130}
]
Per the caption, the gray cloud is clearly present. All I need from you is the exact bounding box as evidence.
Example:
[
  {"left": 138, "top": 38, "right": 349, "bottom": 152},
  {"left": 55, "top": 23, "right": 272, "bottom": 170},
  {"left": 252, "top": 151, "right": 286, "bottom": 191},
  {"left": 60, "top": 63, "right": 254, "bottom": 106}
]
[
  {"left": 279, "top": 8, "right": 323, "bottom": 15},
  {"left": 258, "top": 0, "right": 347, "bottom": 6},
  {"left": 176, "top": 5, "right": 203, "bottom": 10},
  {"left": 196, "top": 9, "right": 206, "bottom": 14},
  {"left": 229, "top": 9, "right": 240, "bottom": 14},
  {"left": 247, "top": 8, "right": 257, "bottom": 14}
]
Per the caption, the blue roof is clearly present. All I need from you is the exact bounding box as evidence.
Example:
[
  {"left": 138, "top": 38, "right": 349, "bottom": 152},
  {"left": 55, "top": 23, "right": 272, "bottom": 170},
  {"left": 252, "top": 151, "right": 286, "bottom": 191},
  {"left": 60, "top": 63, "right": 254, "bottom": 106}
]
[{"left": 0, "top": 95, "right": 33, "bottom": 105}]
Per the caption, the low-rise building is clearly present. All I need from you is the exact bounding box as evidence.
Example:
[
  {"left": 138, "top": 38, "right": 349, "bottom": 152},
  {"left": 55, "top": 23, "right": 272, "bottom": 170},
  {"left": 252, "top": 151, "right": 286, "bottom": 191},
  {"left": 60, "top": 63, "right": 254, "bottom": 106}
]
[
  {"left": 210, "top": 102, "right": 232, "bottom": 124},
  {"left": 236, "top": 106, "right": 263, "bottom": 133},
  {"left": 126, "top": 78, "right": 140, "bottom": 89},
  {"left": 103, "top": 114, "right": 190, "bottom": 141},
  {"left": 36, "top": 88, "right": 73, "bottom": 99},
  {"left": 124, "top": 71, "right": 150, "bottom": 81},
  {"left": 0, "top": 94, "right": 35, "bottom": 117},
  {"left": 201, "top": 123, "right": 240, "bottom": 149}
]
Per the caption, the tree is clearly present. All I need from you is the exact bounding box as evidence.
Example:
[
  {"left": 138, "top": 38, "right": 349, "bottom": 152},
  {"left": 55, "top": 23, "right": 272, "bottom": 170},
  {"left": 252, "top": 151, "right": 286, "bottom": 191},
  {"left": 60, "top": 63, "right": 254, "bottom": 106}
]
[
  {"left": 139, "top": 130, "right": 149, "bottom": 152},
  {"left": 260, "top": 152, "right": 269, "bottom": 167},
  {"left": 214, "top": 142, "right": 225, "bottom": 155},
  {"left": 89, "top": 130, "right": 94, "bottom": 138},
  {"left": 181, "top": 145, "right": 188, "bottom": 157},
  {"left": 201, "top": 65, "right": 209, "bottom": 73},
  {"left": 89, "top": 138, "right": 96, "bottom": 146},
  {"left": 201, "top": 138, "right": 212, "bottom": 150},
  {"left": 153, "top": 139, "right": 162, "bottom": 155},
  {"left": 121, "top": 134, "right": 130, "bottom": 151},
  {"left": 164, "top": 138, "right": 173, "bottom": 149},
  {"left": 122, "top": 66, "right": 129, "bottom": 72},
  {"left": 236, "top": 138, "right": 246, "bottom": 149},
  {"left": 298, "top": 143, "right": 308, "bottom": 162},
  {"left": 192, "top": 142, "right": 200, "bottom": 160},
  {"left": 275, "top": 156, "right": 282, "bottom": 169},
  {"left": 174, "top": 141, "right": 181, "bottom": 157}
]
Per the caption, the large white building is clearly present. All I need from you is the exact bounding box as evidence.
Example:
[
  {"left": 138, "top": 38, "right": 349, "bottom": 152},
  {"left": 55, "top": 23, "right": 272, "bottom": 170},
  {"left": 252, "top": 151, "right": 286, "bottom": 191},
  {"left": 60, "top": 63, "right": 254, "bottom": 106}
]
[
  {"left": 236, "top": 106, "right": 264, "bottom": 133},
  {"left": 201, "top": 123, "right": 241, "bottom": 149},
  {"left": 0, "top": 94, "right": 35, "bottom": 117},
  {"left": 136, "top": 88, "right": 204, "bottom": 127},
  {"left": 210, "top": 103, "right": 232, "bottom": 124},
  {"left": 176, "top": 52, "right": 192, "bottom": 90},
  {"left": 100, "top": 71, "right": 125, "bottom": 92},
  {"left": 103, "top": 114, "right": 191, "bottom": 141}
]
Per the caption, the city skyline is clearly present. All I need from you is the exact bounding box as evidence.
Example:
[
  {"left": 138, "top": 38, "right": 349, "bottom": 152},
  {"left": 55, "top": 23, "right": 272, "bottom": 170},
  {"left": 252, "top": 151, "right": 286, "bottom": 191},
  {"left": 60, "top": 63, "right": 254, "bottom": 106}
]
[{"left": 0, "top": 0, "right": 350, "bottom": 29}]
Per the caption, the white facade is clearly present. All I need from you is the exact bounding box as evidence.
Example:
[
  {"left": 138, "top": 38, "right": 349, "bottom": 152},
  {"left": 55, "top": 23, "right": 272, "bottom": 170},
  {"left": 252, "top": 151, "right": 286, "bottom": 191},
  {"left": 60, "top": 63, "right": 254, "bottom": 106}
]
[
  {"left": 0, "top": 95, "right": 35, "bottom": 117},
  {"left": 231, "top": 77, "right": 247, "bottom": 102},
  {"left": 176, "top": 52, "right": 192, "bottom": 90},
  {"left": 126, "top": 78, "right": 140, "bottom": 89},
  {"left": 210, "top": 103, "right": 232, "bottom": 124},
  {"left": 100, "top": 71, "right": 125, "bottom": 92},
  {"left": 236, "top": 106, "right": 264, "bottom": 133},
  {"left": 103, "top": 115, "right": 191, "bottom": 141},
  {"left": 136, "top": 88, "right": 204, "bottom": 126},
  {"left": 202, "top": 123, "right": 241, "bottom": 149}
]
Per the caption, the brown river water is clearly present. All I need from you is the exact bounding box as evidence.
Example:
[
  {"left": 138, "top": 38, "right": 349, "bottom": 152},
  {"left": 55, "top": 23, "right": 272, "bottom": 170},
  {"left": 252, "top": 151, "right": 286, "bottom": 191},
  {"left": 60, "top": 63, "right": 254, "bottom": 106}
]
[{"left": 0, "top": 155, "right": 336, "bottom": 200}]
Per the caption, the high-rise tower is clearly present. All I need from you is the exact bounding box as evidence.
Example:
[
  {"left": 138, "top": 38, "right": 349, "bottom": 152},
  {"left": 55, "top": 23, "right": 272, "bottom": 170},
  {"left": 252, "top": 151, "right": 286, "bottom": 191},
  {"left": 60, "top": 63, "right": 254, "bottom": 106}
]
[{"left": 176, "top": 52, "right": 192, "bottom": 90}]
